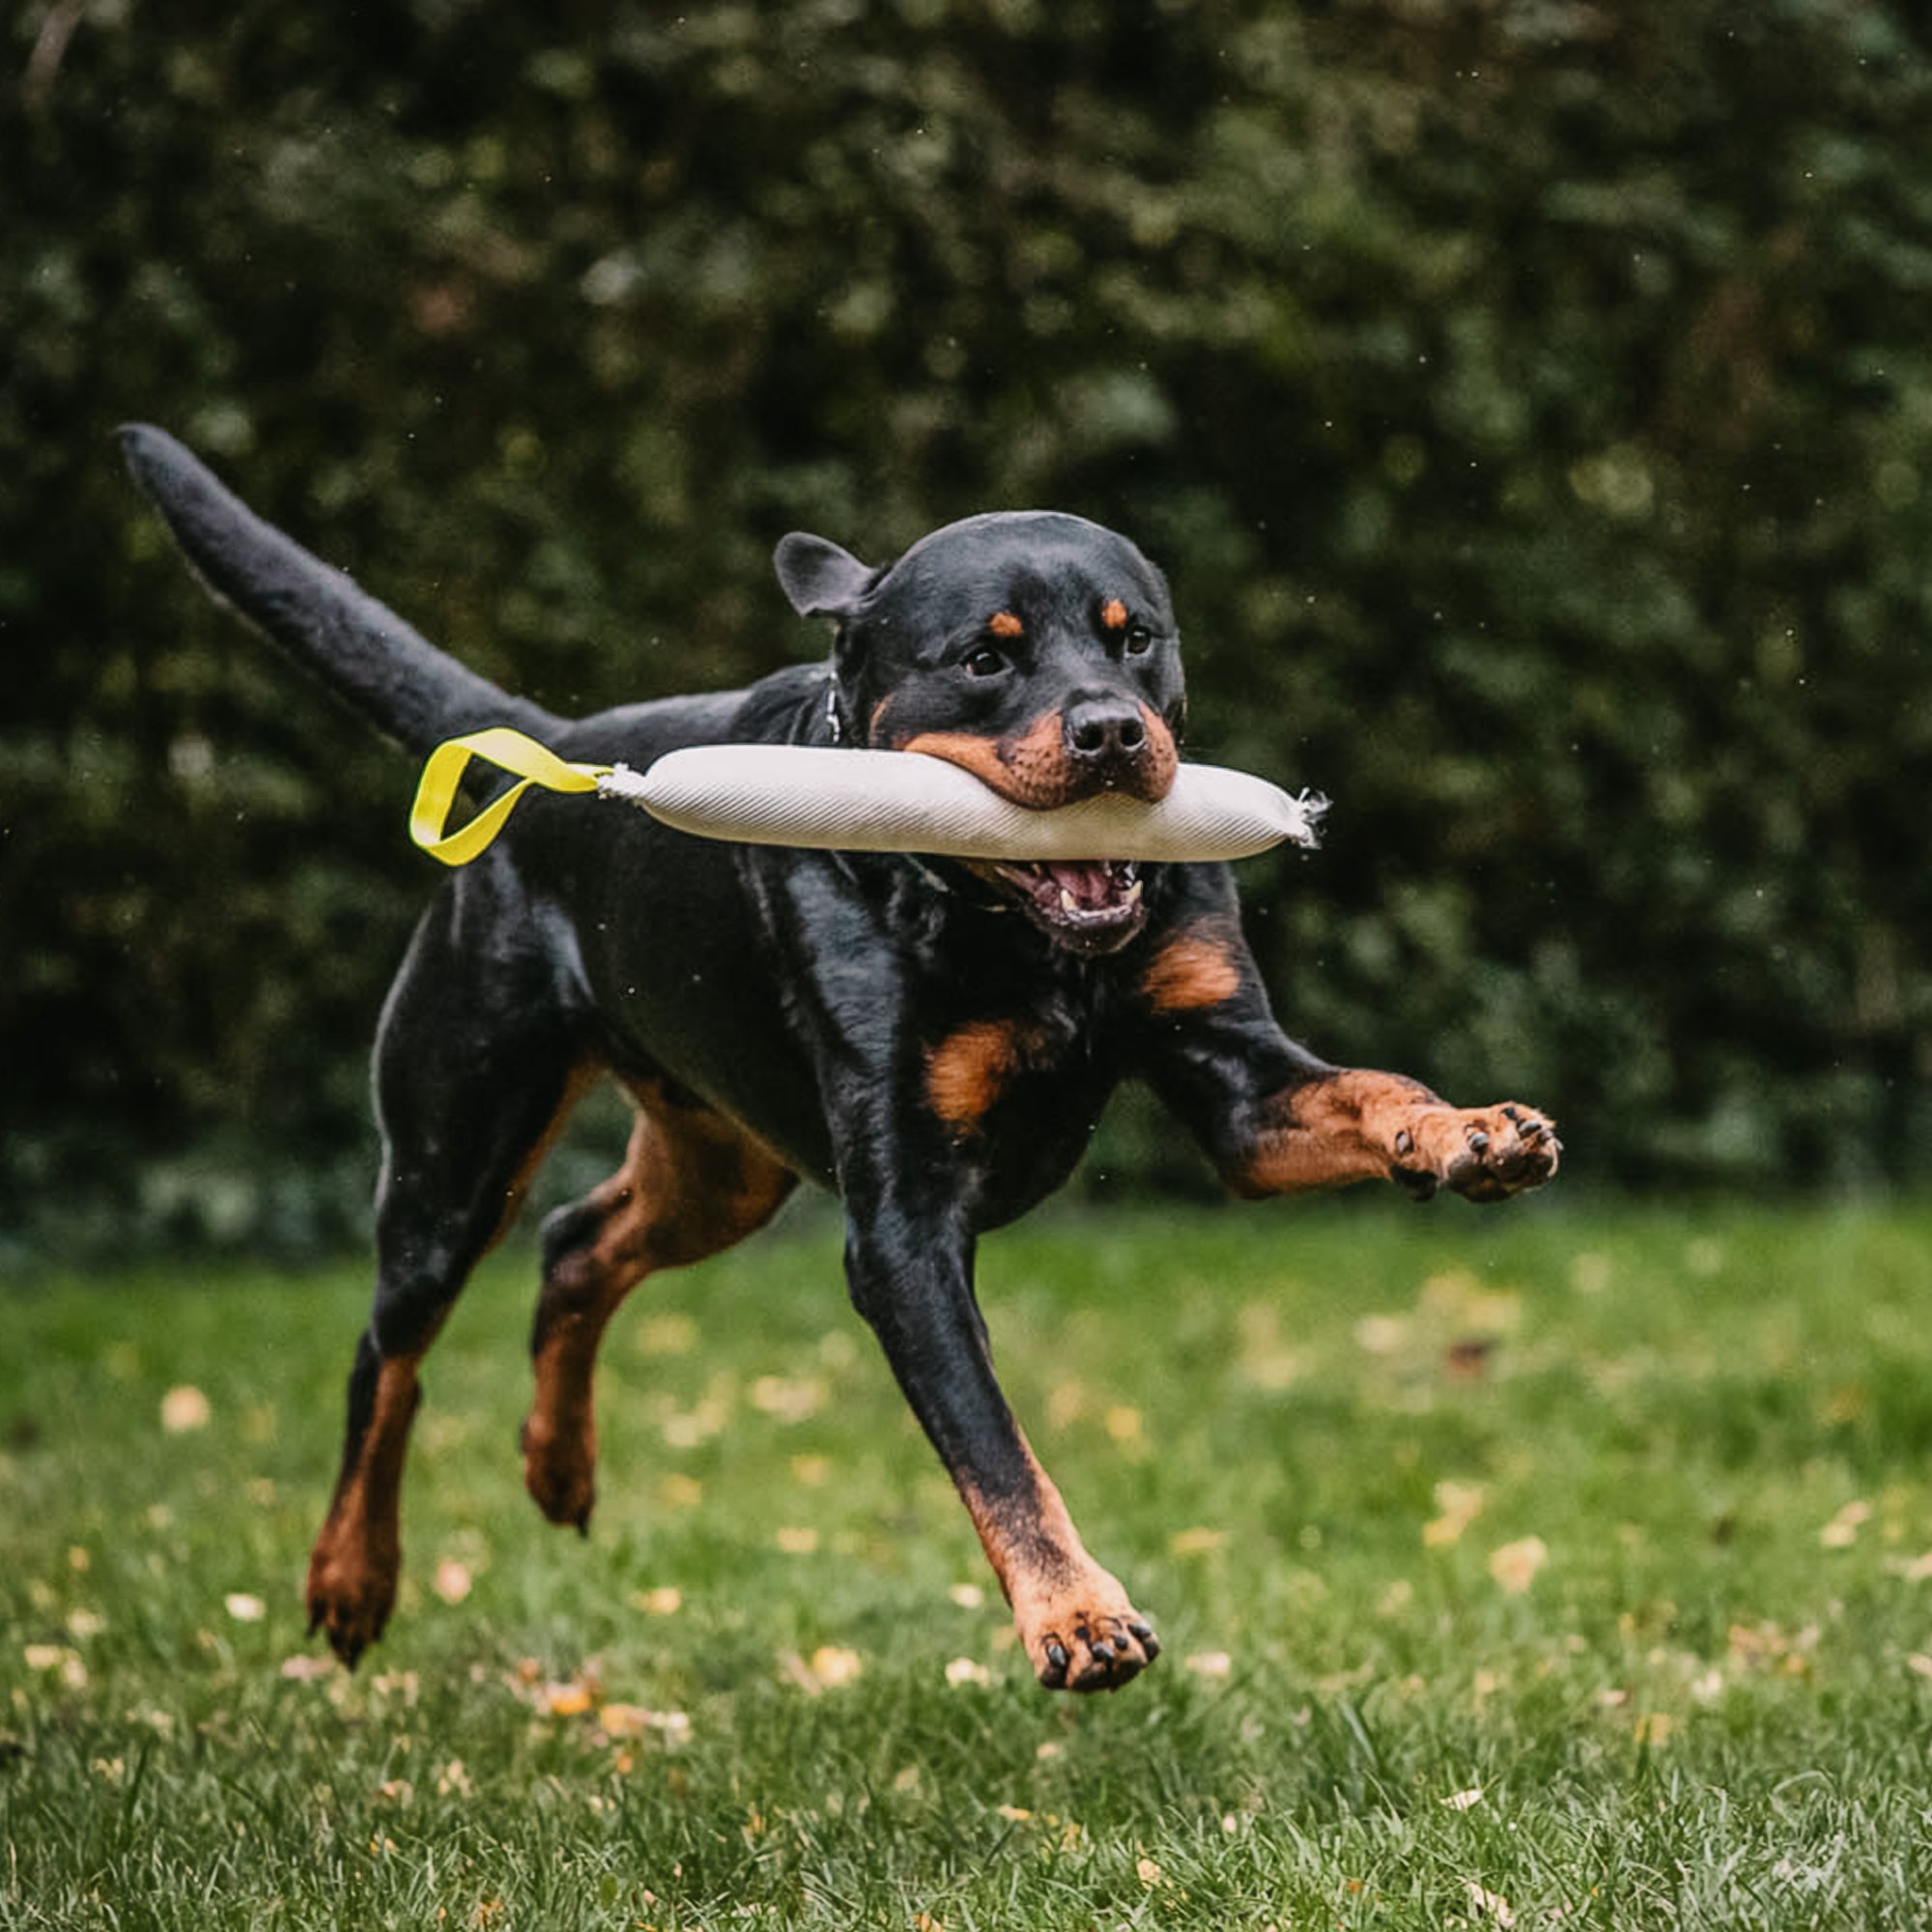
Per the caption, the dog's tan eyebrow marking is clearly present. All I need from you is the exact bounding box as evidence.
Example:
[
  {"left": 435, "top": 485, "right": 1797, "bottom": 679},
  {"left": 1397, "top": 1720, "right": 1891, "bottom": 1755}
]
[
  {"left": 1099, "top": 597, "right": 1128, "bottom": 631},
  {"left": 988, "top": 611, "right": 1025, "bottom": 639}
]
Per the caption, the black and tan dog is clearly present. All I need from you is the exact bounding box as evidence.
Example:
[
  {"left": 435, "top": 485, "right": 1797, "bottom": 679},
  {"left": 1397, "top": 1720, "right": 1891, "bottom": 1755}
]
[{"left": 123, "top": 426, "right": 1558, "bottom": 1691}]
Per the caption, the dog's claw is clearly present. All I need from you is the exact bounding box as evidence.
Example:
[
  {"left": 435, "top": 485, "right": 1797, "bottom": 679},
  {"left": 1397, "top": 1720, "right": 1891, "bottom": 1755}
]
[
  {"left": 522, "top": 1413, "right": 600, "bottom": 1532},
  {"left": 1023, "top": 1590, "right": 1159, "bottom": 1692},
  {"left": 1393, "top": 1100, "right": 1559, "bottom": 1203}
]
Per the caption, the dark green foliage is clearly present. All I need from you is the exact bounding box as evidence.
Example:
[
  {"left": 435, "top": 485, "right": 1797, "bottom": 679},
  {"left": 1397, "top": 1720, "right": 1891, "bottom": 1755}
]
[{"left": 4, "top": 2, "right": 1927, "bottom": 1254}]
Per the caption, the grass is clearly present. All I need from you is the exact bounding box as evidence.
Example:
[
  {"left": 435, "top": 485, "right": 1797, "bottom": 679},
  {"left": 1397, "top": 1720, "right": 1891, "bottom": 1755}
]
[{"left": 4, "top": 1194, "right": 1932, "bottom": 1928}]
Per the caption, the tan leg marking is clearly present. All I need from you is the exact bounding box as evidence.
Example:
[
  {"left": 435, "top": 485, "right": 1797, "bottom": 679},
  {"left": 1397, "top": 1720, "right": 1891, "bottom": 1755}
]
[
  {"left": 302, "top": 1065, "right": 603, "bottom": 1665},
  {"left": 1236, "top": 1068, "right": 1561, "bottom": 1202},
  {"left": 925, "top": 1019, "right": 1037, "bottom": 1132},
  {"left": 305, "top": 1354, "right": 424, "bottom": 1665},
  {"left": 522, "top": 1084, "right": 795, "bottom": 1527},
  {"left": 958, "top": 1436, "right": 1159, "bottom": 1692},
  {"left": 1141, "top": 923, "right": 1243, "bottom": 1013}
]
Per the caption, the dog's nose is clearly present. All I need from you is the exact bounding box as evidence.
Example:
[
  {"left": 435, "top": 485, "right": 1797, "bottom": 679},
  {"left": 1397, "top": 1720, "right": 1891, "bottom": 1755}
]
[{"left": 1065, "top": 697, "right": 1148, "bottom": 768}]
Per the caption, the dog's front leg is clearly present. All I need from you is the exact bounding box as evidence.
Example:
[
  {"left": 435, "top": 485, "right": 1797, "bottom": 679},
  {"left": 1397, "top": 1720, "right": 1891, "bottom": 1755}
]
[
  {"left": 1140, "top": 902, "right": 1560, "bottom": 1203},
  {"left": 840, "top": 1184, "right": 1158, "bottom": 1691},
  {"left": 1228, "top": 1067, "right": 1561, "bottom": 1203}
]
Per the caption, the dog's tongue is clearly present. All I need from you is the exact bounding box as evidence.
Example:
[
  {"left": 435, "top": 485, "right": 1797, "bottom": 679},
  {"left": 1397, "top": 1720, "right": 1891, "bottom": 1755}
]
[{"left": 1045, "top": 860, "right": 1117, "bottom": 911}]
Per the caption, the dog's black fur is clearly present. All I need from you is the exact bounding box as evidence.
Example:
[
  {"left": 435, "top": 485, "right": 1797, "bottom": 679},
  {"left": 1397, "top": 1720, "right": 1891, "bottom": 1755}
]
[{"left": 123, "top": 425, "right": 1558, "bottom": 1690}]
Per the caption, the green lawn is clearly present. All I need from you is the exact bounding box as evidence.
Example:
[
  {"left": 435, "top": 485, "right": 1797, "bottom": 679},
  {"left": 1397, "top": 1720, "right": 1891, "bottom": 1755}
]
[{"left": 4, "top": 1197, "right": 1931, "bottom": 1929}]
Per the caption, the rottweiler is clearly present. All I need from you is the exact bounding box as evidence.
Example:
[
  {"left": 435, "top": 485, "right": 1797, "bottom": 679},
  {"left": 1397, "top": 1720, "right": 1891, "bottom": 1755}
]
[{"left": 122, "top": 425, "right": 1559, "bottom": 1691}]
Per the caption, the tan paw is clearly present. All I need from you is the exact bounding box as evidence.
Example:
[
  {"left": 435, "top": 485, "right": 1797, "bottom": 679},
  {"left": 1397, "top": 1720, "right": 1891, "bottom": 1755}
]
[
  {"left": 520, "top": 1411, "right": 597, "bottom": 1532},
  {"left": 1014, "top": 1572, "right": 1160, "bottom": 1691},
  {"left": 1392, "top": 1102, "right": 1560, "bottom": 1203},
  {"left": 304, "top": 1523, "right": 398, "bottom": 1667}
]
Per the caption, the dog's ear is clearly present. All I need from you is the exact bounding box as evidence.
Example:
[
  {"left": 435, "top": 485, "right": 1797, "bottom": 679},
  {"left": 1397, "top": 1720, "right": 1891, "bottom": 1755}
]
[{"left": 775, "top": 532, "right": 875, "bottom": 621}]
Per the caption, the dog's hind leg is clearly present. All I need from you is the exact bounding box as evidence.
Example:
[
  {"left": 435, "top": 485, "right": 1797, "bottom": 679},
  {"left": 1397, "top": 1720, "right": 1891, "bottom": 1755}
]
[
  {"left": 305, "top": 898, "right": 586, "bottom": 1665},
  {"left": 521, "top": 1079, "right": 796, "bottom": 1530}
]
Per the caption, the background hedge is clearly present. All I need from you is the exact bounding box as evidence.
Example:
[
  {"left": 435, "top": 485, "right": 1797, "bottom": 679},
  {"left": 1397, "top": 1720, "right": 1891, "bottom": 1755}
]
[{"left": 5, "top": 0, "right": 1928, "bottom": 1258}]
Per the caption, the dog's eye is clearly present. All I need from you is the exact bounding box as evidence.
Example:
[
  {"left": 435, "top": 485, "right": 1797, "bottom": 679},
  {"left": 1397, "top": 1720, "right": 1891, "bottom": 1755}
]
[
  {"left": 1123, "top": 624, "right": 1154, "bottom": 656},
  {"left": 962, "top": 646, "right": 1009, "bottom": 678}
]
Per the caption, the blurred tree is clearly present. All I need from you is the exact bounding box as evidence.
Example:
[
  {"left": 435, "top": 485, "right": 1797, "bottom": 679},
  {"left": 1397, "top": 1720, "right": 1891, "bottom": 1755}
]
[{"left": 2, "top": 0, "right": 1927, "bottom": 1257}]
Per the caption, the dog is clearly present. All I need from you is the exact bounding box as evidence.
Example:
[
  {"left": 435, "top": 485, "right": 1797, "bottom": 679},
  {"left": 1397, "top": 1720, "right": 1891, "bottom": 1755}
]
[{"left": 122, "top": 425, "right": 1559, "bottom": 1691}]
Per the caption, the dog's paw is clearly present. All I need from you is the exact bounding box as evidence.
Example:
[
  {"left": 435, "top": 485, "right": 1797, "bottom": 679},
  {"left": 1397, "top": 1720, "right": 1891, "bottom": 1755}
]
[
  {"left": 520, "top": 1412, "right": 597, "bottom": 1533},
  {"left": 1392, "top": 1102, "right": 1560, "bottom": 1204},
  {"left": 1013, "top": 1573, "right": 1160, "bottom": 1692},
  {"left": 304, "top": 1525, "right": 398, "bottom": 1668}
]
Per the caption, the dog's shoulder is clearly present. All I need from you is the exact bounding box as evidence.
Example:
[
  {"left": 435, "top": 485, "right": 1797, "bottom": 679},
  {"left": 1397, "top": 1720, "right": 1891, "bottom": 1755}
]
[{"left": 549, "top": 662, "right": 826, "bottom": 768}]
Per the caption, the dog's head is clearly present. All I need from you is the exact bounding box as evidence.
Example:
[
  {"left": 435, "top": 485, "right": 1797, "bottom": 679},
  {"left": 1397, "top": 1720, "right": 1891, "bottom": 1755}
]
[{"left": 776, "top": 512, "right": 1186, "bottom": 954}]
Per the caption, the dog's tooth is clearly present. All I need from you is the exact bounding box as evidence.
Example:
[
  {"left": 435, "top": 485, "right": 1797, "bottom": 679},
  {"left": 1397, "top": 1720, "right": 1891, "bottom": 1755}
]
[
  {"left": 1123, "top": 879, "right": 1144, "bottom": 904},
  {"left": 1060, "top": 888, "right": 1079, "bottom": 914}
]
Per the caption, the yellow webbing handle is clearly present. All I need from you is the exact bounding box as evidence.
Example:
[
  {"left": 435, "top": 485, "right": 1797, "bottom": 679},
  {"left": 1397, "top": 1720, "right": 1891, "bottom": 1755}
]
[{"left": 409, "top": 726, "right": 611, "bottom": 867}]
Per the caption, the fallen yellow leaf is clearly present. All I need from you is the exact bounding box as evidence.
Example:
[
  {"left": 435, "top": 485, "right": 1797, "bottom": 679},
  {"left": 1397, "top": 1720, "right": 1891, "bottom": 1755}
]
[
  {"left": 599, "top": 1703, "right": 691, "bottom": 1743},
  {"left": 808, "top": 1645, "right": 863, "bottom": 1688},
  {"left": 1820, "top": 1499, "right": 1872, "bottom": 1549},
  {"left": 1488, "top": 1536, "right": 1548, "bottom": 1594},
  {"left": 634, "top": 1314, "right": 697, "bottom": 1356},
  {"left": 432, "top": 1559, "right": 473, "bottom": 1605},
  {"left": 1425, "top": 1480, "right": 1487, "bottom": 1548},
  {"left": 750, "top": 1376, "right": 826, "bottom": 1423},
  {"left": 1170, "top": 1525, "right": 1226, "bottom": 1557},
  {"left": 160, "top": 1386, "right": 211, "bottom": 1434},
  {"left": 1467, "top": 1881, "right": 1516, "bottom": 1926}
]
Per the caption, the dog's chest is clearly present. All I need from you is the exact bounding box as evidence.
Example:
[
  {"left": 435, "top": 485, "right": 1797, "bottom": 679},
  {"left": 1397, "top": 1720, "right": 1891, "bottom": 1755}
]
[{"left": 916, "top": 977, "right": 1121, "bottom": 1203}]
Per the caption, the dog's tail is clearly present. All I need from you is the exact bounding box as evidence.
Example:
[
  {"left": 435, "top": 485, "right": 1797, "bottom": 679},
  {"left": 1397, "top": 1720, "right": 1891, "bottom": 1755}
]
[{"left": 120, "top": 424, "right": 559, "bottom": 757}]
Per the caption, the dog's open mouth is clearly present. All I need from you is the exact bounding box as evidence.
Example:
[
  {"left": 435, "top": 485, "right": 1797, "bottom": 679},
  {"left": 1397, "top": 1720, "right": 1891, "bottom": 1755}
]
[{"left": 976, "top": 857, "right": 1147, "bottom": 953}]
